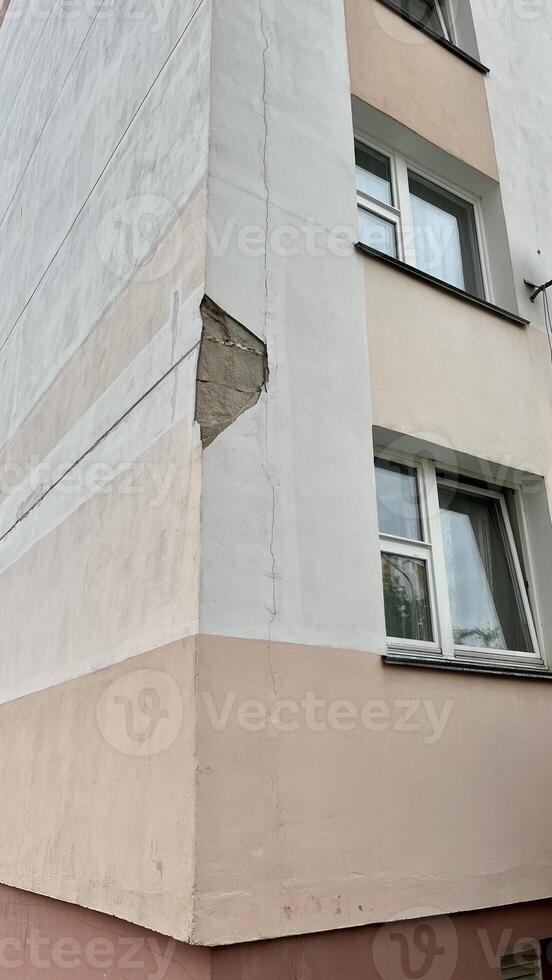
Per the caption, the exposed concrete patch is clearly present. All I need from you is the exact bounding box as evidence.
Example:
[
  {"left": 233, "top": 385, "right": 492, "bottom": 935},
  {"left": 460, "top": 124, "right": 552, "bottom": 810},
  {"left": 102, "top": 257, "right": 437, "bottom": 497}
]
[{"left": 196, "top": 296, "right": 268, "bottom": 448}]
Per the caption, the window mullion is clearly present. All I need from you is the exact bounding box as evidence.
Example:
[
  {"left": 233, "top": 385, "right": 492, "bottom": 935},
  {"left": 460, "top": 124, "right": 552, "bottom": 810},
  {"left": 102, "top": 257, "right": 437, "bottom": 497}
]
[
  {"left": 435, "top": 0, "right": 450, "bottom": 40},
  {"left": 379, "top": 537, "right": 431, "bottom": 561},
  {"left": 394, "top": 156, "right": 414, "bottom": 266},
  {"left": 357, "top": 197, "right": 401, "bottom": 223},
  {"left": 422, "top": 459, "right": 454, "bottom": 659}
]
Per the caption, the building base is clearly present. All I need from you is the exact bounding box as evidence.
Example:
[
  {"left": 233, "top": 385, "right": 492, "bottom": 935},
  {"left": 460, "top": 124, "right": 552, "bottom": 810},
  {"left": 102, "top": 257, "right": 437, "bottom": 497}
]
[{"left": 2, "top": 882, "right": 552, "bottom": 978}]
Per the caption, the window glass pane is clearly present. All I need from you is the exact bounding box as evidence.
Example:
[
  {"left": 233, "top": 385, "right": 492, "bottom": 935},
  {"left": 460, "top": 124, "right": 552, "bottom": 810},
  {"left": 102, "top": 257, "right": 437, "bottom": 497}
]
[
  {"left": 375, "top": 459, "right": 422, "bottom": 539},
  {"left": 381, "top": 554, "right": 433, "bottom": 642},
  {"left": 391, "top": 0, "right": 447, "bottom": 36},
  {"left": 439, "top": 487, "right": 534, "bottom": 653},
  {"left": 408, "top": 172, "right": 484, "bottom": 298},
  {"left": 355, "top": 143, "right": 393, "bottom": 205},
  {"left": 358, "top": 209, "right": 397, "bottom": 258}
]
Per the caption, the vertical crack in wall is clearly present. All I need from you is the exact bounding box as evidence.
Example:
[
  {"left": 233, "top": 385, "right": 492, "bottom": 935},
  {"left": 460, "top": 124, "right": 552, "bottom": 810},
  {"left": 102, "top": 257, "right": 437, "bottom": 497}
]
[
  {"left": 259, "top": 0, "right": 278, "bottom": 651},
  {"left": 195, "top": 296, "right": 268, "bottom": 448},
  {"left": 258, "top": 0, "right": 284, "bottom": 889}
]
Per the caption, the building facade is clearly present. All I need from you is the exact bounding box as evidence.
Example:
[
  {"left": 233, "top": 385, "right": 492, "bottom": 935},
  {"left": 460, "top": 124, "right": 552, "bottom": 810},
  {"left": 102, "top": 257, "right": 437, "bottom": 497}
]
[{"left": 1, "top": 0, "right": 552, "bottom": 976}]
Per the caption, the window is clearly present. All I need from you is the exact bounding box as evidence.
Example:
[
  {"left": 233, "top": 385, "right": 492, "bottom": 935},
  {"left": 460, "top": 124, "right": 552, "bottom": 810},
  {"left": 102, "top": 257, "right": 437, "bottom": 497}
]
[
  {"left": 355, "top": 139, "right": 487, "bottom": 299},
  {"left": 355, "top": 143, "right": 398, "bottom": 259},
  {"left": 388, "top": 0, "right": 452, "bottom": 39},
  {"left": 409, "top": 172, "right": 484, "bottom": 296},
  {"left": 375, "top": 454, "right": 542, "bottom": 665},
  {"left": 500, "top": 942, "right": 543, "bottom": 980}
]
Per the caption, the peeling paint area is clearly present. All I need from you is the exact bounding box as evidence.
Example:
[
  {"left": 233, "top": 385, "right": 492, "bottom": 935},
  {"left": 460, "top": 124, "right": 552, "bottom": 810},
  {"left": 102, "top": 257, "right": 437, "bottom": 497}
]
[{"left": 195, "top": 296, "right": 268, "bottom": 448}]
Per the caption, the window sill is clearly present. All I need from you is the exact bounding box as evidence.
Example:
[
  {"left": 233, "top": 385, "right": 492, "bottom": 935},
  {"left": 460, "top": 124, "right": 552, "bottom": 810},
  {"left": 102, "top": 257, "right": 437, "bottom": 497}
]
[
  {"left": 384, "top": 652, "right": 552, "bottom": 681},
  {"left": 356, "top": 243, "right": 530, "bottom": 328},
  {"left": 374, "top": 0, "right": 490, "bottom": 74}
]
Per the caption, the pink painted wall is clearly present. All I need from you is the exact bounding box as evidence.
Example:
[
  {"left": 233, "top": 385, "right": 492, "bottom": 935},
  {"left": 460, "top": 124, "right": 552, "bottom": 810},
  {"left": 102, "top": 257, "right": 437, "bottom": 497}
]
[
  {"left": 214, "top": 899, "right": 552, "bottom": 980},
  {"left": 2, "top": 881, "right": 552, "bottom": 979},
  {"left": 0, "top": 884, "right": 210, "bottom": 980}
]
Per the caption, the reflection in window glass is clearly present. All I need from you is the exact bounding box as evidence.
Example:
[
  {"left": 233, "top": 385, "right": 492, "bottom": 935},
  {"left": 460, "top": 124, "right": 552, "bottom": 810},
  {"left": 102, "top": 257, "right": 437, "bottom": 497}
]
[
  {"left": 381, "top": 554, "right": 433, "bottom": 642},
  {"left": 358, "top": 209, "right": 397, "bottom": 258},
  {"left": 439, "top": 487, "right": 533, "bottom": 652},
  {"left": 408, "top": 172, "right": 484, "bottom": 298},
  {"left": 394, "top": 0, "right": 448, "bottom": 36},
  {"left": 375, "top": 459, "right": 422, "bottom": 540},
  {"left": 355, "top": 143, "right": 393, "bottom": 205}
]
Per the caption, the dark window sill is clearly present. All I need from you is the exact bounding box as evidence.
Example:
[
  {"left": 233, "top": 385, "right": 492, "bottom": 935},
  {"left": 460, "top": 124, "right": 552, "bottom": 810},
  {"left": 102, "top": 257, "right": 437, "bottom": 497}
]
[
  {"left": 384, "top": 652, "right": 552, "bottom": 681},
  {"left": 375, "top": 0, "right": 490, "bottom": 74},
  {"left": 356, "top": 243, "right": 530, "bottom": 328}
]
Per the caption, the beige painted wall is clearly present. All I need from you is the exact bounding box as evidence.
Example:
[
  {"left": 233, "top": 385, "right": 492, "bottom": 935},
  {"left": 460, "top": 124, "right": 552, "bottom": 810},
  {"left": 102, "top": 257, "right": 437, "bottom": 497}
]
[
  {"left": 7, "top": 630, "right": 552, "bottom": 947},
  {"left": 363, "top": 255, "right": 552, "bottom": 480},
  {"left": 192, "top": 635, "right": 552, "bottom": 946},
  {"left": 0, "top": 638, "right": 198, "bottom": 941},
  {"left": 345, "top": 0, "right": 498, "bottom": 179}
]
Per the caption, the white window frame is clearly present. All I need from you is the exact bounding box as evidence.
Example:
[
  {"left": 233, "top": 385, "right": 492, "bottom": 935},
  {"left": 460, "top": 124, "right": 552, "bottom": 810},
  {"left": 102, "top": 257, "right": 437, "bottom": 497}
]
[
  {"left": 378, "top": 456, "right": 442, "bottom": 656},
  {"left": 375, "top": 450, "right": 545, "bottom": 668},
  {"left": 355, "top": 134, "right": 493, "bottom": 302}
]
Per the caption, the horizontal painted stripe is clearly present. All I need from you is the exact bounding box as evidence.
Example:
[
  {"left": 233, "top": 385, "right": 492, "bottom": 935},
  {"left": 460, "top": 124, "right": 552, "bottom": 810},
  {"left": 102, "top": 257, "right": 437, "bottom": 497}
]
[{"left": 0, "top": 285, "right": 202, "bottom": 546}]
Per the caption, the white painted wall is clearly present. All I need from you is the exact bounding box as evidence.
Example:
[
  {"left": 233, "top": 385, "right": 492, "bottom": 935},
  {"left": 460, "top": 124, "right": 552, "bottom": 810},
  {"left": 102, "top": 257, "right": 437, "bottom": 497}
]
[
  {"left": 201, "top": 0, "right": 386, "bottom": 653},
  {"left": 472, "top": 0, "right": 552, "bottom": 330},
  {"left": 0, "top": 0, "right": 212, "bottom": 700}
]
